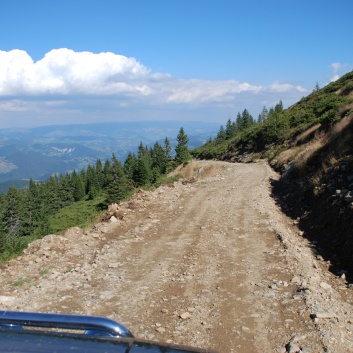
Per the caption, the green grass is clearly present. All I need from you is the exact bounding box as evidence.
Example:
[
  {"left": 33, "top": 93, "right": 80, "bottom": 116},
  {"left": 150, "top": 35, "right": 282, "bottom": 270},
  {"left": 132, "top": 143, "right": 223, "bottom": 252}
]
[
  {"left": 14, "top": 279, "right": 28, "bottom": 287},
  {"left": 153, "top": 174, "right": 183, "bottom": 187},
  {"left": 0, "top": 196, "right": 106, "bottom": 263},
  {"left": 39, "top": 269, "right": 49, "bottom": 276},
  {"left": 47, "top": 195, "right": 107, "bottom": 233},
  {"left": 47, "top": 175, "right": 184, "bottom": 235},
  {"left": 0, "top": 234, "right": 39, "bottom": 264}
]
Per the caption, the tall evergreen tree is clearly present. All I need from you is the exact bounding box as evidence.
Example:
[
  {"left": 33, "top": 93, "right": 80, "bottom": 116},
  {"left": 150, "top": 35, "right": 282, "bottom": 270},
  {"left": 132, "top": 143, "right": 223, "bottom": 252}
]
[
  {"left": 86, "top": 165, "right": 100, "bottom": 200},
  {"left": 225, "top": 118, "right": 236, "bottom": 139},
  {"left": 163, "top": 137, "right": 173, "bottom": 172},
  {"left": 44, "top": 175, "right": 61, "bottom": 214},
  {"left": 95, "top": 159, "right": 104, "bottom": 188},
  {"left": 152, "top": 141, "right": 168, "bottom": 174},
  {"left": 29, "top": 181, "right": 50, "bottom": 237},
  {"left": 124, "top": 152, "right": 137, "bottom": 181},
  {"left": 259, "top": 106, "right": 269, "bottom": 125},
  {"left": 133, "top": 156, "right": 152, "bottom": 186},
  {"left": 102, "top": 159, "right": 112, "bottom": 188},
  {"left": 216, "top": 125, "right": 226, "bottom": 141},
  {"left": 235, "top": 112, "right": 243, "bottom": 130},
  {"left": 275, "top": 100, "right": 283, "bottom": 113},
  {"left": 106, "top": 155, "right": 130, "bottom": 204},
  {"left": 3, "top": 186, "right": 24, "bottom": 239},
  {"left": 241, "top": 109, "right": 254, "bottom": 129},
  {"left": 71, "top": 170, "right": 86, "bottom": 201},
  {"left": 58, "top": 173, "right": 75, "bottom": 207},
  {"left": 164, "top": 137, "right": 172, "bottom": 158},
  {"left": 263, "top": 107, "right": 278, "bottom": 142},
  {"left": 0, "top": 193, "right": 7, "bottom": 248},
  {"left": 22, "top": 178, "right": 40, "bottom": 236},
  {"left": 175, "top": 127, "right": 191, "bottom": 165},
  {"left": 133, "top": 143, "right": 153, "bottom": 186}
]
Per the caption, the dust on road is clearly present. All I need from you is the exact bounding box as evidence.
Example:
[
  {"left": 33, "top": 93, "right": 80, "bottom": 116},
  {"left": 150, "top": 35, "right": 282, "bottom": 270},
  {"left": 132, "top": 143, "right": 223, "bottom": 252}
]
[{"left": 1, "top": 161, "right": 353, "bottom": 353}]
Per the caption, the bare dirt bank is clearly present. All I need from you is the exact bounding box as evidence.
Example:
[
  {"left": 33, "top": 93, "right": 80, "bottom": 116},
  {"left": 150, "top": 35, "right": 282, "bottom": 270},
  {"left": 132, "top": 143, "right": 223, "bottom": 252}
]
[{"left": 1, "top": 160, "right": 353, "bottom": 353}]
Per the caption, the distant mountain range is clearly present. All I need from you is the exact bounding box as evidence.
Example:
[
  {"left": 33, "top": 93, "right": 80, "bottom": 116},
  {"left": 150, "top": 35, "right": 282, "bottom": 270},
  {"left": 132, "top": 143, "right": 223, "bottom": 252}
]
[{"left": 0, "top": 121, "right": 219, "bottom": 186}]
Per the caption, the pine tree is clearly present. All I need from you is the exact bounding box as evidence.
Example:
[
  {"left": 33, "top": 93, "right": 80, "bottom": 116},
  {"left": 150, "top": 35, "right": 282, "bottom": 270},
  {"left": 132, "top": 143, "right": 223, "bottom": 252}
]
[
  {"left": 124, "top": 152, "right": 137, "bottom": 181},
  {"left": 275, "top": 100, "right": 283, "bottom": 113},
  {"left": 58, "top": 173, "right": 74, "bottom": 207},
  {"left": 225, "top": 118, "right": 236, "bottom": 139},
  {"left": 22, "top": 178, "right": 40, "bottom": 236},
  {"left": 28, "top": 180, "right": 50, "bottom": 237},
  {"left": 86, "top": 165, "right": 100, "bottom": 200},
  {"left": 241, "top": 109, "right": 254, "bottom": 129},
  {"left": 95, "top": 159, "right": 104, "bottom": 188},
  {"left": 164, "top": 137, "right": 172, "bottom": 158},
  {"left": 133, "top": 143, "right": 153, "bottom": 186},
  {"left": 3, "top": 186, "right": 24, "bottom": 239},
  {"left": 175, "top": 127, "right": 191, "bottom": 165},
  {"left": 102, "top": 159, "right": 112, "bottom": 188},
  {"left": 106, "top": 155, "right": 130, "bottom": 204},
  {"left": 133, "top": 156, "right": 152, "bottom": 186},
  {"left": 71, "top": 170, "right": 86, "bottom": 201},
  {"left": 216, "top": 125, "right": 226, "bottom": 141},
  {"left": 235, "top": 112, "right": 242, "bottom": 130},
  {"left": 0, "top": 193, "right": 7, "bottom": 250},
  {"left": 259, "top": 106, "right": 269, "bottom": 125},
  {"left": 163, "top": 137, "right": 173, "bottom": 172},
  {"left": 44, "top": 175, "right": 61, "bottom": 214},
  {"left": 152, "top": 141, "right": 168, "bottom": 174}
]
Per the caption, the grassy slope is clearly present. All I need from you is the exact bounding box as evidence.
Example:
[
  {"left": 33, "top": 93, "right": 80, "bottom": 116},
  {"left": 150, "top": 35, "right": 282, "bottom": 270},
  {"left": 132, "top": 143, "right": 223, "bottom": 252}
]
[{"left": 193, "top": 71, "right": 353, "bottom": 164}]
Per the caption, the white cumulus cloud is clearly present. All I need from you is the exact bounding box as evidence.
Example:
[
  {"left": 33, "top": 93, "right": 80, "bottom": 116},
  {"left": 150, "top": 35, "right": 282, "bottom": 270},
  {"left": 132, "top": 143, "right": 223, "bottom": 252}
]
[
  {"left": 268, "top": 81, "right": 307, "bottom": 93},
  {"left": 0, "top": 48, "right": 150, "bottom": 96},
  {"left": 164, "top": 79, "right": 262, "bottom": 104},
  {"left": 0, "top": 49, "right": 312, "bottom": 127}
]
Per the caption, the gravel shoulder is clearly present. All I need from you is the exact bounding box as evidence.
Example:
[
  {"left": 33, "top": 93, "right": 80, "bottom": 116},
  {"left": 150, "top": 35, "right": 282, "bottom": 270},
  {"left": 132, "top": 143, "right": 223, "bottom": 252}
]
[{"left": 1, "top": 160, "right": 353, "bottom": 353}]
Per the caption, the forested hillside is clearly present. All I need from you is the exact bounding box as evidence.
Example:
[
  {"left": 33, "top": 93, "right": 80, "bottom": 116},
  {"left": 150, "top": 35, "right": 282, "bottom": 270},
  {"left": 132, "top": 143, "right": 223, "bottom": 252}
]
[
  {"left": 193, "top": 71, "right": 353, "bottom": 162},
  {"left": 0, "top": 129, "right": 190, "bottom": 261},
  {"left": 193, "top": 70, "right": 353, "bottom": 274}
]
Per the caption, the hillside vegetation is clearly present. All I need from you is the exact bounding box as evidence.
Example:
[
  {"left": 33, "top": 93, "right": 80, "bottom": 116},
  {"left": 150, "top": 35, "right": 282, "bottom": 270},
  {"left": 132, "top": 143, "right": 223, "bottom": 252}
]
[
  {"left": 0, "top": 129, "right": 190, "bottom": 262},
  {"left": 193, "top": 70, "right": 353, "bottom": 274}
]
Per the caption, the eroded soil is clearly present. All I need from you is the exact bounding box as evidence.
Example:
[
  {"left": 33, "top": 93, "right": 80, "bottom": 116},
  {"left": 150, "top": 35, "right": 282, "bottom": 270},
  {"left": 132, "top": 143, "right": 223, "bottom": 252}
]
[{"left": 1, "top": 161, "right": 353, "bottom": 353}]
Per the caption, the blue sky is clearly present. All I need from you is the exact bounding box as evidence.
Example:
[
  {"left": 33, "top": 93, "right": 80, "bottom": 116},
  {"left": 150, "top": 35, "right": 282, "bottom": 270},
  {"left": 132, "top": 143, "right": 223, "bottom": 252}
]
[{"left": 0, "top": 0, "right": 352, "bottom": 128}]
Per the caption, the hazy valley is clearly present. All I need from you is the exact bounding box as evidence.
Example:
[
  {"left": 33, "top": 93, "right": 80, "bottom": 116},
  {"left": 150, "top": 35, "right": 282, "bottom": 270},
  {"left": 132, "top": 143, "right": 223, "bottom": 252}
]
[{"left": 0, "top": 120, "right": 219, "bottom": 188}]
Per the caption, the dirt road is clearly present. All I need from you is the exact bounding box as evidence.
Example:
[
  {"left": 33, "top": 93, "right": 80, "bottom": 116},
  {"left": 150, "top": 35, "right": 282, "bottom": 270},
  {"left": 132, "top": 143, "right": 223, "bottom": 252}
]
[{"left": 1, "top": 161, "right": 353, "bottom": 352}]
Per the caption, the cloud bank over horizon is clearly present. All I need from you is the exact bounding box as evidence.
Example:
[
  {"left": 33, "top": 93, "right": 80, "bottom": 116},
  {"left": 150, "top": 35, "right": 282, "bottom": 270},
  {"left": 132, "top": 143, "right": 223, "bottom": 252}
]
[{"left": 0, "top": 48, "right": 316, "bottom": 127}]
